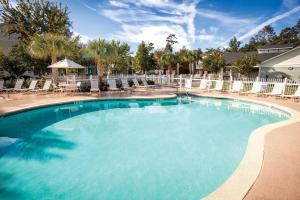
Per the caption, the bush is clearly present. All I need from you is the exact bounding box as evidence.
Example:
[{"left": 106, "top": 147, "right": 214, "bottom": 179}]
[{"left": 147, "top": 80, "right": 155, "bottom": 85}]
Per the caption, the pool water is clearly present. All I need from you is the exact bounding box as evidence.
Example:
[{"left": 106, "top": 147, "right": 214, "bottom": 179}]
[{"left": 0, "top": 96, "right": 289, "bottom": 200}]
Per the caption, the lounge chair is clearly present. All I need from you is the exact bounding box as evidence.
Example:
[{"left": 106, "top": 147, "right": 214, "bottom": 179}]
[
  {"left": 132, "top": 78, "right": 146, "bottom": 88},
  {"left": 262, "top": 83, "right": 285, "bottom": 97},
  {"left": 211, "top": 80, "right": 224, "bottom": 92},
  {"left": 231, "top": 81, "right": 243, "bottom": 93},
  {"left": 141, "top": 78, "right": 155, "bottom": 88},
  {"left": 90, "top": 79, "right": 100, "bottom": 93},
  {"left": 18, "top": 80, "right": 38, "bottom": 92},
  {"left": 0, "top": 80, "right": 4, "bottom": 92},
  {"left": 283, "top": 86, "right": 300, "bottom": 100},
  {"left": 107, "top": 79, "right": 120, "bottom": 91},
  {"left": 241, "top": 82, "right": 263, "bottom": 95},
  {"left": 36, "top": 80, "right": 52, "bottom": 93},
  {"left": 184, "top": 79, "right": 192, "bottom": 90},
  {"left": 121, "top": 79, "right": 133, "bottom": 91},
  {"left": 199, "top": 79, "right": 208, "bottom": 90},
  {"left": 4, "top": 79, "right": 24, "bottom": 92}
]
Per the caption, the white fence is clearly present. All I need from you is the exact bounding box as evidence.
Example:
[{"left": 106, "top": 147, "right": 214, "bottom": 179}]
[{"left": 55, "top": 74, "right": 300, "bottom": 95}]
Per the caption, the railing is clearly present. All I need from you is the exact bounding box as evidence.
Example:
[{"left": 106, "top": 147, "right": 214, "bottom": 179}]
[
  {"left": 177, "top": 75, "right": 300, "bottom": 96},
  {"left": 52, "top": 74, "right": 300, "bottom": 96}
]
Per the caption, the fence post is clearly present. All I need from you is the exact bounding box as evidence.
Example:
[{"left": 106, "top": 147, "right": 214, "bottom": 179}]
[
  {"left": 208, "top": 75, "right": 211, "bottom": 92},
  {"left": 229, "top": 75, "right": 233, "bottom": 92},
  {"left": 179, "top": 74, "right": 182, "bottom": 91},
  {"left": 256, "top": 76, "right": 259, "bottom": 82},
  {"left": 283, "top": 77, "right": 287, "bottom": 96}
]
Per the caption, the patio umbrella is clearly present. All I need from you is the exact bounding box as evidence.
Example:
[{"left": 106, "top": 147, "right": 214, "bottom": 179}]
[
  {"left": 48, "top": 58, "right": 85, "bottom": 84},
  {"left": 21, "top": 70, "right": 39, "bottom": 78},
  {"left": 48, "top": 58, "right": 85, "bottom": 69}
]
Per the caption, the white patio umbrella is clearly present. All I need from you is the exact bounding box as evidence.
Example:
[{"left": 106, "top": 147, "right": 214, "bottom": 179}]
[
  {"left": 47, "top": 58, "right": 85, "bottom": 69},
  {"left": 48, "top": 58, "right": 85, "bottom": 84}
]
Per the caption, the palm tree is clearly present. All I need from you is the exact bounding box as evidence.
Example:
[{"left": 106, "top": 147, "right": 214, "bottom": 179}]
[
  {"left": 86, "top": 39, "right": 109, "bottom": 80},
  {"left": 30, "top": 33, "right": 79, "bottom": 84}
]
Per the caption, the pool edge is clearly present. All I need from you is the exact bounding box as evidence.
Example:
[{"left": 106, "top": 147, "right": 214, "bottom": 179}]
[
  {"left": 0, "top": 94, "right": 177, "bottom": 117},
  {"left": 189, "top": 93, "right": 300, "bottom": 200}
]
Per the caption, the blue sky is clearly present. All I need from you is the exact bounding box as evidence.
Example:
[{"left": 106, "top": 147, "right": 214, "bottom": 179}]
[{"left": 59, "top": 0, "right": 300, "bottom": 52}]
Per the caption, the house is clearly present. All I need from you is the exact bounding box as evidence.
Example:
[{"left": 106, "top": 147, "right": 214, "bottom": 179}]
[
  {"left": 0, "top": 25, "right": 18, "bottom": 54},
  {"left": 224, "top": 44, "right": 296, "bottom": 78},
  {"left": 258, "top": 45, "right": 300, "bottom": 81}
]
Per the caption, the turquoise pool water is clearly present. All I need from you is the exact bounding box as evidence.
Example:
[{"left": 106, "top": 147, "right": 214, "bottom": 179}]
[{"left": 0, "top": 96, "right": 289, "bottom": 200}]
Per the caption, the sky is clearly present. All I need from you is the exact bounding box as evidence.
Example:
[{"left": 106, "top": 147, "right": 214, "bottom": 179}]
[{"left": 58, "top": 0, "right": 300, "bottom": 52}]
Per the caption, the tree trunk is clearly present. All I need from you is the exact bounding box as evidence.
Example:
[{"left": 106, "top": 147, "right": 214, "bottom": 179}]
[
  {"left": 96, "top": 60, "right": 104, "bottom": 82},
  {"left": 51, "top": 57, "right": 59, "bottom": 85},
  {"left": 189, "top": 62, "right": 192, "bottom": 74},
  {"left": 176, "top": 63, "right": 180, "bottom": 75}
]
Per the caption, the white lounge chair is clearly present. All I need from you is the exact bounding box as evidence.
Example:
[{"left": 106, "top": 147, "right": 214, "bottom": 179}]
[
  {"left": 184, "top": 79, "right": 192, "bottom": 90},
  {"left": 36, "top": 80, "right": 52, "bottom": 93},
  {"left": 263, "top": 83, "right": 285, "bottom": 97},
  {"left": 211, "top": 80, "right": 224, "bottom": 92},
  {"left": 199, "top": 79, "right": 208, "bottom": 90},
  {"left": 90, "top": 79, "right": 100, "bottom": 93},
  {"left": 121, "top": 79, "right": 133, "bottom": 91},
  {"left": 141, "top": 78, "right": 155, "bottom": 88},
  {"left": 132, "top": 78, "right": 146, "bottom": 88},
  {"left": 0, "top": 80, "right": 4, "bottom": 92},
  {"left": 231, "top": 81, "right": 243, "bottom": 93},
  {"left": 242, "top": 82, "right": 263, "bottom": 94},
  {"left": 18, "top": 80, "right": 38, "bottom": 92},
  {"left": 4, "top": 79, "right": 24, "bottom": 92},
  {"left": 283, "top": 86, "right": 300, "bottom": 100},
  {"left": 107, "top": 79, "right": 120, "bottom": 91}
]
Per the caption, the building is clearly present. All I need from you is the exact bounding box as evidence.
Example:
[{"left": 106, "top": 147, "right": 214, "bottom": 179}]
[
  {"left": 258, "top": 45, "right": 300, "bottom": 81},
  {"left": 224, "top": 44, "right": 299, "bottom": 79}
]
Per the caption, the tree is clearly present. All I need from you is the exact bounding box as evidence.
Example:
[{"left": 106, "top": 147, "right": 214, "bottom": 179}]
[
  {"left": 86, "top": 39, "right": 131, "bottom": 77},
  {"left": 133, "top": 41, "right": 154, "bottom": 73},
  {"left": 202, "top": 48, "right": 224, "bottom": 73},
  {"left": 30, "top": 33, "right": 80, "bottom": 84},
  {"left": 153, "top": 48, "right": 165, "bottom": 71},
  {"left": 107, "top": 40, "right": 131, "bottom": 74},
  {"left": 227, "top": 36, "right": 241, "bottom": 52},
  {"left": 232, "top": 55, "right": 258, "bottom": 75},
  {"left": 162, "top": 34, "right": 178, "bottom": 73},
  {"left": 86, "top": 39, "right": 109, "bottom": 79},
  {"left": 0, "top": 0, "right": 72, "bottom": 43},
  {"left": 254, "top": 25, "right": 276, "bottom": 45}
]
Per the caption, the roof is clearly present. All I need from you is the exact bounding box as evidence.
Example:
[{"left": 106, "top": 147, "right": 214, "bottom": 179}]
[
  {"left": 224, "top": 51, "right": 256, "bottom": 65},
  {"left": 261, "top": 45, "right": 300, "bottom": 64},
  {"left": 257, "top": 44, "right": 293, "bottom": 49},
  {"left": 224, "top": 51, "right": 282, "bottom": 65}
]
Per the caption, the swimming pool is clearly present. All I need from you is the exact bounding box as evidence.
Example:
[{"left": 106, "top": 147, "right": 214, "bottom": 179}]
[{"left": 0, "top": 96, "right": 289, "bottom": 200}]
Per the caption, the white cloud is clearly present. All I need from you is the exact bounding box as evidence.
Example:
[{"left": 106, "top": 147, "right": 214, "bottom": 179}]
[
  {"left": 99, "top": 0, "right": 200, "bottom": 49},
  {"left": 111, "top": 24, "right": 190, "bottom": 49},
  {"left": 109, "top": 0, "right": 129, "bottom": 8},
  {"left": 209, "top": 26, "right": 219, "bottom": 33},
  {"left": 238, "top": 6, "right": 300, "bottom": 41},
  {"left": 73, "top": 31, "right": 93, "bottom": 44},
  {"left": 197, "top": 9, "right": 254, "bottom": 25},
  {"left": 78, "top": 0, "right": 98, "bottom": 12}
]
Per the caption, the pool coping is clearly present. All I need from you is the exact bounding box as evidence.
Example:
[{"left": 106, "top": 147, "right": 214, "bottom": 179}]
[
  {"left": 1, "top": 92, "right": 299, "bottom": 200},
  {"left": 0, "top": 94, "right": 177, "bottom": 117},
  {"left": 189, "top": 93, "right": 300, "bottom": 200}
]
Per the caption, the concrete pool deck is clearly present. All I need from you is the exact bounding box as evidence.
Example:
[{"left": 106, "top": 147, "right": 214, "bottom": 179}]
[{"left": 0, "top": 89, "right": 300, "bottom": 200}]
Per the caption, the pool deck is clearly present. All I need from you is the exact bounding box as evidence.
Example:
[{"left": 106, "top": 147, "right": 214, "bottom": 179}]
[{"left": 0, "top": 88, "right": 300, "bottom": 200}]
